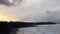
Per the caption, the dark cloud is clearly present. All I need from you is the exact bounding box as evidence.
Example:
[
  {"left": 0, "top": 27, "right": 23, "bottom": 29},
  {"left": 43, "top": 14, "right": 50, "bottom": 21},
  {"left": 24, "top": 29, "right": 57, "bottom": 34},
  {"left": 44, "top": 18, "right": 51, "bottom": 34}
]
[
  {"left": 0, "top": 0, "right": 22, "bottom": 6},
  {"left": 23, "top": 10, "right": 60, "bottom": 22}
]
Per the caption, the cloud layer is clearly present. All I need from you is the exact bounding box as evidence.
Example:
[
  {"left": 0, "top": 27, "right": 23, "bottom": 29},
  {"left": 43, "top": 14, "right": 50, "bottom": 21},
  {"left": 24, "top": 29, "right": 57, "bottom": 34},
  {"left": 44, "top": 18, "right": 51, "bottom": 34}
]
[{"left": 0, "top": 0, "right": 60, "bottom": 22}]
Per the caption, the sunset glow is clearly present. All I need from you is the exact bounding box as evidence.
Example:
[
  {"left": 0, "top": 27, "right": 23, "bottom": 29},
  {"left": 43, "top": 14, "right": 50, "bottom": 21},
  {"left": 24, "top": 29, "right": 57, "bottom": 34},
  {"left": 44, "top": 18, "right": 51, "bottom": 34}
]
[{"left": 0, "top": 15, "right": 22, "bottom": 22}]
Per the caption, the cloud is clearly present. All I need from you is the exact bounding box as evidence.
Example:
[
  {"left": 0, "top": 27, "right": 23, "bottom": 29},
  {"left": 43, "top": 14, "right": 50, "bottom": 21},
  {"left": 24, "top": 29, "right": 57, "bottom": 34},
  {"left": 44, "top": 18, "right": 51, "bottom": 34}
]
[
  {"left": 22, "top": 10, "right": 60, "bottom": 22},
  {"left": 0, "top": 0, "right": 22, "bottom": 6},
  {"left": 0, "top": 0, "right": 60, "bottom": 22},
  {"left": 18, "top": 0, "right": 60, "bottom": 22}
]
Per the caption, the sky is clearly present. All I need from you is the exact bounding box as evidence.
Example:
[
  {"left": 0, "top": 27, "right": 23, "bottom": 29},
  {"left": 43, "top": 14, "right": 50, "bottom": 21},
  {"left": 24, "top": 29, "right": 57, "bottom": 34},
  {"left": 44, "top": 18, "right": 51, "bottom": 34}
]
[{"left": 0, "top": 0, "right": 60, "bottom": 22}]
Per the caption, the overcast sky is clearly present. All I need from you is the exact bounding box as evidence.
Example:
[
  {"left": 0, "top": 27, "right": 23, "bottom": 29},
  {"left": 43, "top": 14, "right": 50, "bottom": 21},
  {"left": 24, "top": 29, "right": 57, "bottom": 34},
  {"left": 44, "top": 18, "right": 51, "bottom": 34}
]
[{"left": 0, "top": 0, "right": 60, "bottom": 22}]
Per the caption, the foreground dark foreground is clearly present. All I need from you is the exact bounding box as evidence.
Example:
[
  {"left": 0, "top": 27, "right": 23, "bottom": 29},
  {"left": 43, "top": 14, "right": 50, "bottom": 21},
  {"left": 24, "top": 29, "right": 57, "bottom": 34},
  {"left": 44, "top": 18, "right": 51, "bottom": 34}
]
[{"left": 0, "top": 21, "right": 56, "bottom": 34}]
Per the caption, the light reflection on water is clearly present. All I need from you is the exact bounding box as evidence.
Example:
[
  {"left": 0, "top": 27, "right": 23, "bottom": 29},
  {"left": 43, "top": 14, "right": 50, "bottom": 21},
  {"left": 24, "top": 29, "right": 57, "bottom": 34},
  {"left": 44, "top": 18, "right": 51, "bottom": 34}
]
[{"left": 16, "top": 24, "right": 58, "bottom": 34}]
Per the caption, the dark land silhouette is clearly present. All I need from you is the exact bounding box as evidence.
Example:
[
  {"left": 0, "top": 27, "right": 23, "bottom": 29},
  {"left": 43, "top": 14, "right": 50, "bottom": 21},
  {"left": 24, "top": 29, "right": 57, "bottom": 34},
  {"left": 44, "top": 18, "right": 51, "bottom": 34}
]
[{"left": 0, "top": 21, "right": 55, "bottom": 34}]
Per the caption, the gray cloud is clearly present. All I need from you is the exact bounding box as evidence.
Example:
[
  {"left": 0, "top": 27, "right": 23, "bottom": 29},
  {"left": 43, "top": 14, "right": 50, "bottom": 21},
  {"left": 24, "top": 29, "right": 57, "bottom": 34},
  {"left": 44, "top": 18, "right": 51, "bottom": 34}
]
[
  {"left": 0, "top": 0, "right": 60, "bottom": 22},
  {"left": 0, "top": 0, "right": 22, "bottom": 6},
  {"left": 22, "top": 10, "right": 60, "bottom": 22},
  {"left": 18, "top": 0, "right": 60, "bottom": 22}
]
